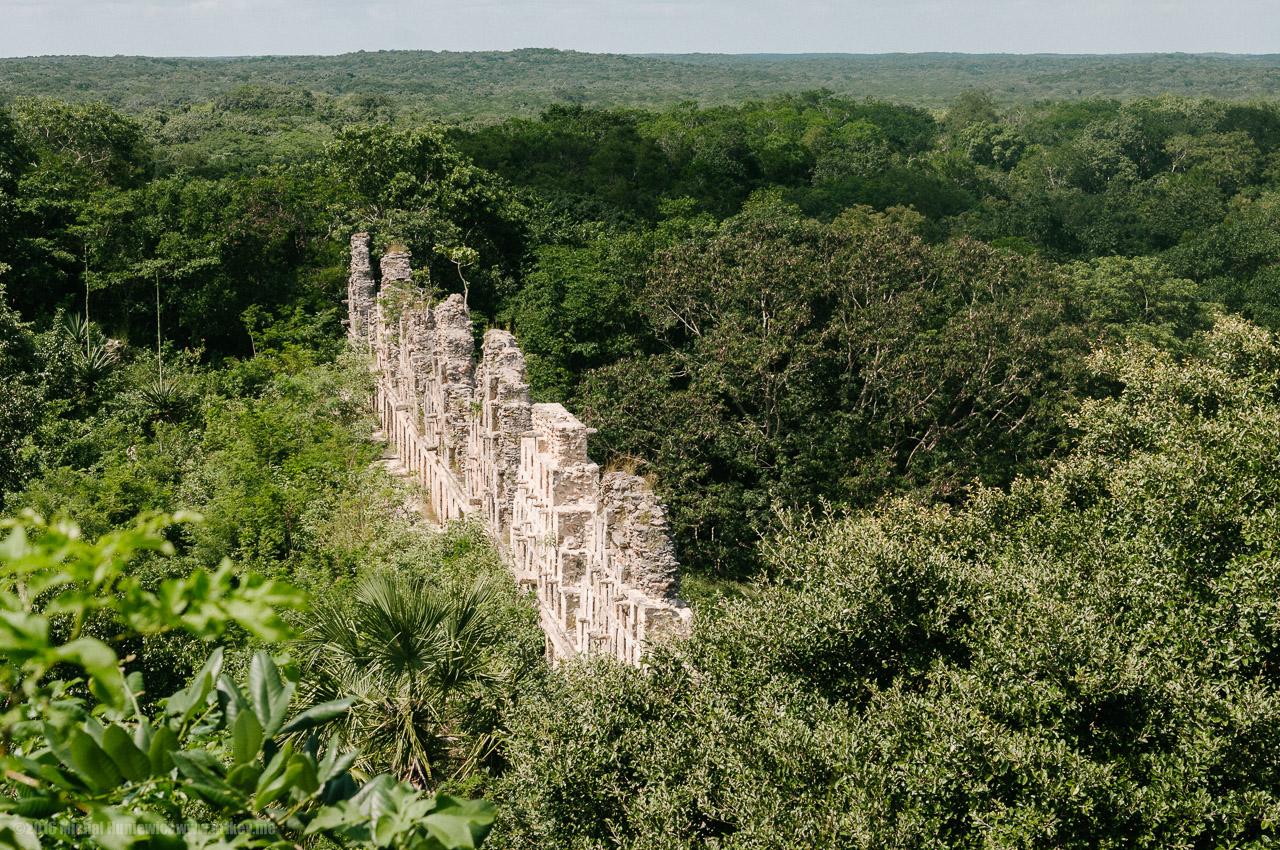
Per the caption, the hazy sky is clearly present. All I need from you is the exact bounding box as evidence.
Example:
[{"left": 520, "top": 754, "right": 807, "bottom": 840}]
[{"left": 2, "top": 0, "right": 1278, "bottom": 58}]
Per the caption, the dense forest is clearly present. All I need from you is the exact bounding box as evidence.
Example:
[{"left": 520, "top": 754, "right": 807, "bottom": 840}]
[
  {"left": 4, "top": 53, "right": 1280, "bottom": 848},
  {"left": 10, "top": 50, "right": 1280, "bottom": 119}
]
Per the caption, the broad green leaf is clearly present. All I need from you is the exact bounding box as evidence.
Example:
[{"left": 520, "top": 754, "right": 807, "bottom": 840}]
[
  {"left": 170, "top": 749, "right": 224, "bottom": 783},
  {"left": 232, "top": 709, "right": 263, "bottom": 767},
  {"left": 0, "top": 524, "right": 30, "bottom": 566},
  {"left": 248, "top": 651, "right": 294, "bottom": 737},
  {"left": 68, "top": 729, "right": 123, "bottom": 791},
  {"left": 186, "top": 782, "right": 242, "bottom": 812},
  {"left": 101, "top": 724, "right": 150, "bottom": 783},
  {"left": 20, "top": 752, "right": 79, "bottom": 794},
  {"left": 0, "top": 610, "right": 49, "bottom": 646},
  {"left": 283, "top": 754, "right": 320, "bottom": 797},
  {"left": 253, "top": 741, "right": 294, "bottom": 810},
  {"left": 433, "top": 795, "right": 497, "bottom": 823},
  {"left": 226, "top": 762, "right": 262, "bottom": 795},
  {"left": 54, "top": 638, "right": 126, "bottom": 711},
  {"left": 132, "top": 716, "right": 153, "bottom": 752},
  {"left": 422, "top": 812, "right": 490, "bottom": 849},
  {"left": 81, "top": 716, "right": 106, "bottom": 746},
  {"left": 348, "top": 773, "right": 399, "bottom": 819},
  {"left": 166, "top": 675, "right": 207, "bottom": 723},
  {"left": 372, "top": 813, "right": 398, "bottom": 847},
  {"left": 147, "top": 724, "right": 178, "bottom": 776},
  {"left": 422, "top": 796, "right": 496, "bottom": 849},
  {"left": 2, "top": 794, "right": 65, "bottom": 820},
  {"left": 317, "top": 743, "right": 358, "bottom": 784},
  {"left": 166, "top": 648, "right": 223, "bottom": 721},
  {"left": 303, "top": 799, "right": 362, "bottom": 836},
  {"left": 215, "top": 673, "right": 251, "bottom": 729},
  {"left": 279, "top": 697, "right": 355, "bottom": 737}
]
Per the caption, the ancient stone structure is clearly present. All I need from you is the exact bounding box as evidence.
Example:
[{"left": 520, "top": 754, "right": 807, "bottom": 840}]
[{"left": 346, "top": 235, "right": 690, "bottom": 664}]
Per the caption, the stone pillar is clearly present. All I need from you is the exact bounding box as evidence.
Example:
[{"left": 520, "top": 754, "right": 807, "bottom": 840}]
[
  {"left": 526, "top": 405, "right": 599, "bottom": 654},
  {"left": 471, "top": 330, "right": 532, "bottom": 541},
  {"left": 347, "top": 233, "right": 376, "bottom": 348},
  {"left": 407, "top": 304, "right": 435, "bottom": 404},
  {"left": 431, "top": 295, "right": 475, "bottom": 479},
  {"left": 377, "top": 248, "right": 417, "bottom": 415},
  {"left": 380, "top": 248, "right": 413, "bottom": 284}
]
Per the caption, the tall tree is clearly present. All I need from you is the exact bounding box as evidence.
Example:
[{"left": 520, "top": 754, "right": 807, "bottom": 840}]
[{"left": 0, "top": 283, "right": 41, "bottom": 508}]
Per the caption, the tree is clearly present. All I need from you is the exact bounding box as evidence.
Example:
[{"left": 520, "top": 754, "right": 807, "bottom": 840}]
[
  {"left": 0, "top": 110, "right": 28, "bottom": 268},
  {"left": 1164, "top": 130, "right": 1259, "bottom": 191},
  {"left": 0, "top": 512, "right": 497, "bottom": 849},
  {"left": 0, "top": 284, "right": 42, "bottom": 509},
  {"left": 1063, "top": 255, "right": 1209, "bottom": 350},
  {"left": 325, "top": 126, "right": 530, "bottom": 320},
  {"left": 1164, "top": 190, "right": 1280, "bottom": 332},
  {"left": 577, "top": 203, "right": 1085, "bottom": 576},
  {"left": 498, "top": 316, "right": 1280, "bottom": 849},
  {"left": 294, "top": 573, "right": 528, "bottom": 789},
  {"left": 9, "top": 97, "right": 150, "bottom": 189},
  {"left": 3, "top": 100, "right": 153, "bottom": 330},
  {"left": 957, "top": 121, "right": 1027, "bottom": 170},
  {"left": 944, "top": 89, "right": 999, "bottom": 131}
]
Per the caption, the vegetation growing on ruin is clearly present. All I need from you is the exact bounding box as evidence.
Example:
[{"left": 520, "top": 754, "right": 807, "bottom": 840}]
[{"left": 6, "top": 60, "right": 1280, "bottom": 846}]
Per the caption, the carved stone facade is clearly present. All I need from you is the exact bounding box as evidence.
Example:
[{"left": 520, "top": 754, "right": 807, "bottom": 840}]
[{"left": 348, "top": 234, "right": 690, "bottom": 664}]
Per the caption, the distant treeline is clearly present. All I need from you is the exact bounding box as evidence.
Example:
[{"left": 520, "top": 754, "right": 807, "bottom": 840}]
[{"left": 8, "top": 50, "right": 1280, "bottom": 120}]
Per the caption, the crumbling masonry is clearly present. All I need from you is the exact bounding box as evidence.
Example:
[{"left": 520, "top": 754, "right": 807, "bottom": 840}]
[{"left": 346, "top": 234, "right": 690, "bottom": 664}]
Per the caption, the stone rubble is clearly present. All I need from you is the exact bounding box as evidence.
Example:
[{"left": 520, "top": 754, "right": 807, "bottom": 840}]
[{"left": 348, "top": 234, "right": 691, "bottom": 663}]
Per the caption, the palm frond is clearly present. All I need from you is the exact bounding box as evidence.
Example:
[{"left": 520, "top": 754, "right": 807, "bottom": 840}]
[
  {"left": 292, "top": 570, "right": 522, "bottom": 788},
  {"left": 63, "top": 313, "right": 118, "bottom": 384},
  {"left": 139, "top": 379, "right": 186, "bottom": 421}
]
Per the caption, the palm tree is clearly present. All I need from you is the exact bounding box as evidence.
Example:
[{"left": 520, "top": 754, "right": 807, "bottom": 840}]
[
  {"left": 62, "top": 312, "right": 117, "bottom": 386},
  {"left": 293, "top": 572, "right": 525, "bottom": 789}
]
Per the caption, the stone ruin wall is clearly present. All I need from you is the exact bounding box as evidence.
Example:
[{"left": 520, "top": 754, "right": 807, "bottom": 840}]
[{"left": 346, "top": 234, "right": 691, "bottom": 664}]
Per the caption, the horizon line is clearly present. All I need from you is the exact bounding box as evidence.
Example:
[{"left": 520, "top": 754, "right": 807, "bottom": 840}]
[{"left": 6, "top": 48, "right": 1280, "bottom": 61}]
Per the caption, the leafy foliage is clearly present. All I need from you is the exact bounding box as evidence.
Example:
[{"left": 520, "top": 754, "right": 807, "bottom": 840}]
[
  {"left": 325, "top": 125, "right": 528, "bottom": 318},
  {"left": 295, "top": 572, "right": 533, "bottom": 789},
  {"left": 0, "top": 512, "right": 497, "bottom": 850},
  {"left": 0, "top": 285, "right": 43, "bottom": 509},
  {"left": 494, "top": 316, "right": 1280, "bottom": 849},
  {"left": 575, "top": 204, "right": 1088, "bottom": 575},
  {"left": 15, "top": 52, "right": 1280, "bottom": 120},
  {"left": 9, "top": 68, "right": 1280, "bottom": 849}
]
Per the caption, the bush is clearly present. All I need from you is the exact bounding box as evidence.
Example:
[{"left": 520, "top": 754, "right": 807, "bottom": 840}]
[{"left": 493, "top": 317, "right": 1280, "bottom": 849}]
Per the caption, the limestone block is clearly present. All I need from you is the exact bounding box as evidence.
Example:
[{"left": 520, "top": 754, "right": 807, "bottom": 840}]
[
  {"left": 600, "top": 471, "right": 681, "bottom": 598},
  {"left": 559, "top": 588, "right": 581, "bottom": 629},
  {"left": 558, "top": 550, "right": 588, "bottom": 584},
  {"left": 553, "top": 507, "right": 593, "bottom": 545},
  {"left": 380, "top": 250, "right": 413, "bottom": 283},
  {"left": 530, "top": 404, "right": 595, "bottom": 465}
]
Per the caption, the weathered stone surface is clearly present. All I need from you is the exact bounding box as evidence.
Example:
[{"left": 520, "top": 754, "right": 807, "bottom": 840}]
[
  {"left": 380, "top": 249, "right": 413, "bottom": 283},
  {"left": 347, "top": 233, "right": 377, "bottom": 348},
  {"left": 358, "top": 247, "right": 689, "bottom": 666},
  {"left": 599, "top": 472, "right": 681, "bottom": 598},
  {"left": 469, "top": 330, "right": 532, "bottom": 544}
]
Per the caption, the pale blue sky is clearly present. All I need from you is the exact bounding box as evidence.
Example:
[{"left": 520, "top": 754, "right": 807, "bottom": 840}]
[{"left": 1, "top": 0, "right": 1278, "bottom": 57}]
